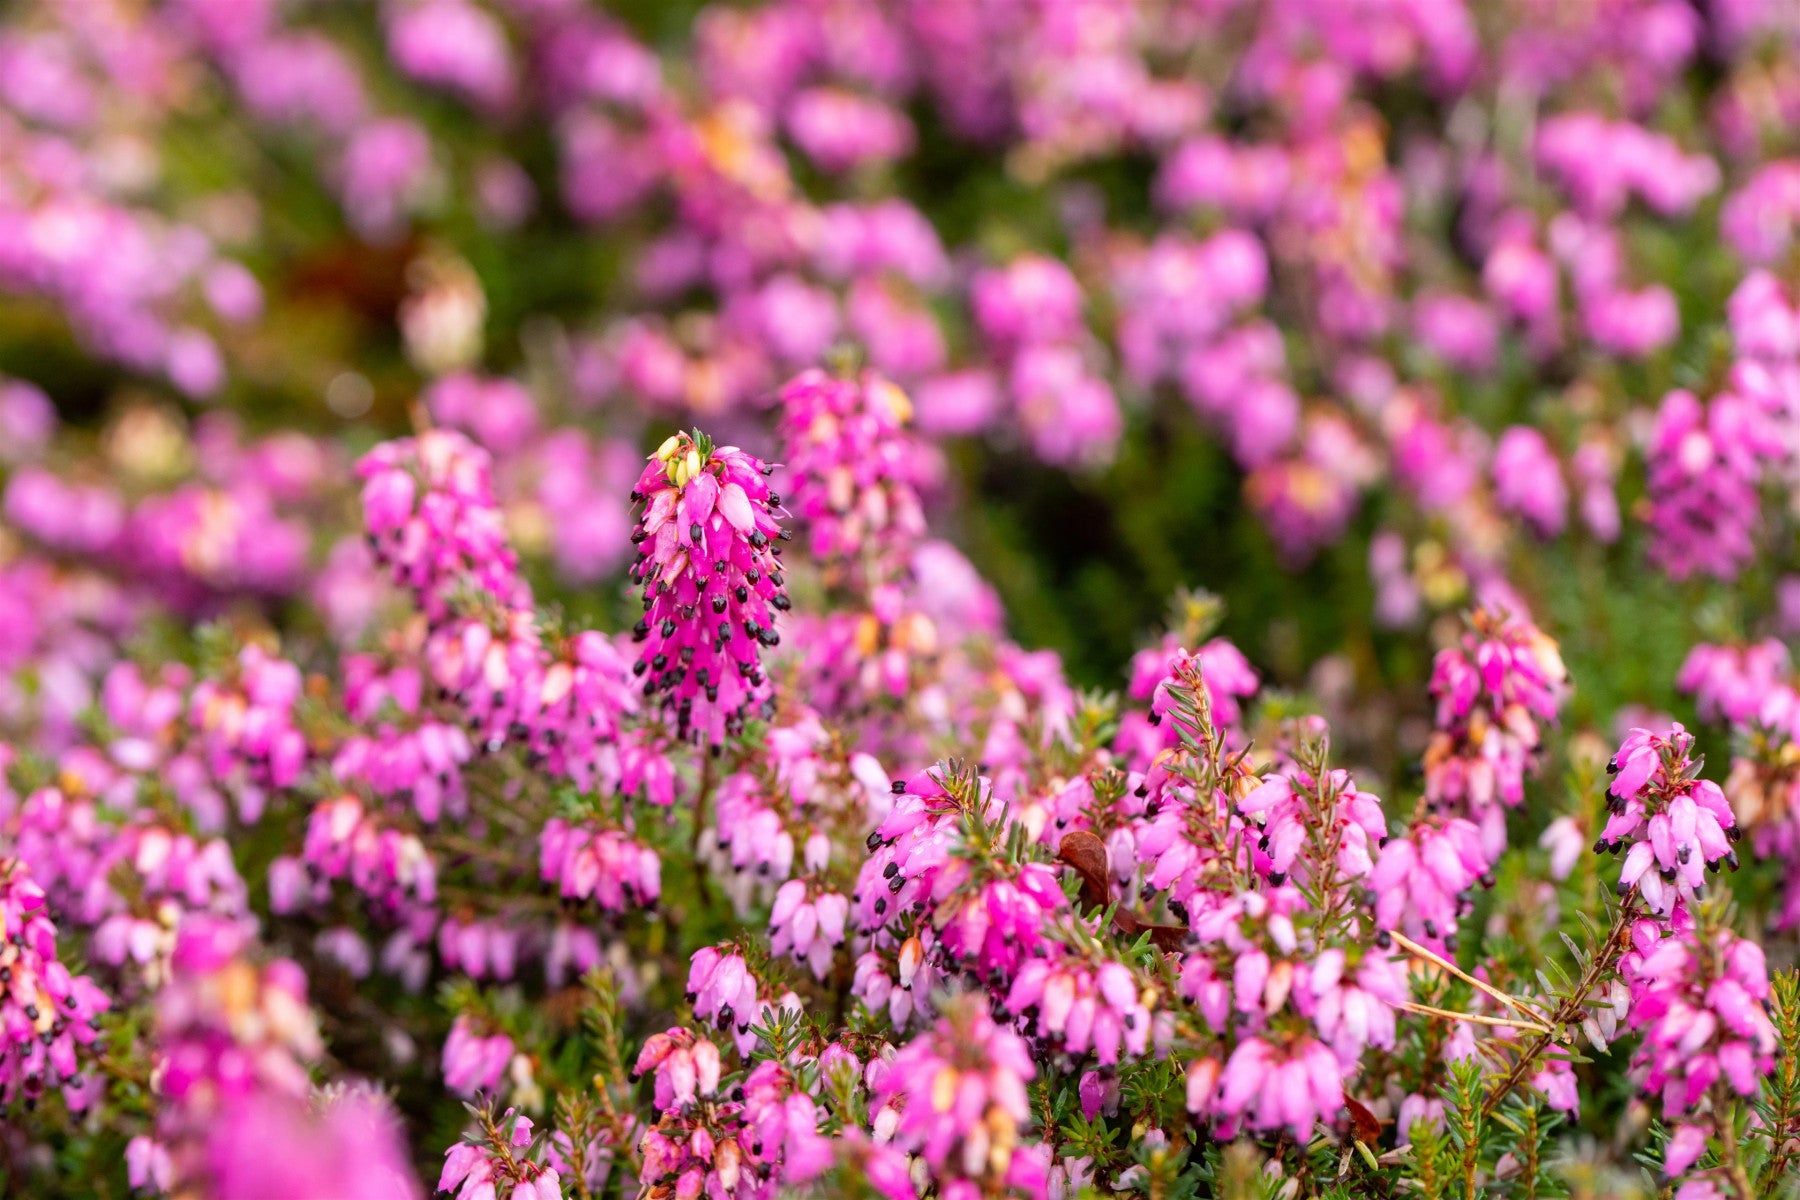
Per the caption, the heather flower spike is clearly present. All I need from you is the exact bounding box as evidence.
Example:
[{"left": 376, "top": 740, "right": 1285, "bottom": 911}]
[
  {"left": 0, "top": 859, "right": 108, "bottom": 1114},
  {"left": 630, "top": 430, "right": 790, "bottom": 745},
  {"left": 777, "top": 367, "right": 928, "bottom": 588},
  {"left": 1598, "top": 725, "right": 1741, "bottom": 917},
  {"left": 1424, "top": 605, "right": 1570, "bottom": 864}
]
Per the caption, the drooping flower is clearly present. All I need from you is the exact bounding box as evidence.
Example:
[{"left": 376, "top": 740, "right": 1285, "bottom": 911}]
[
  {"left": 1238, "top": 766, "right": 1388, "bottom": 887},
  {"left": 870, "top": 997, "right": 1044, "bottom": 1194},
  {"left": 187, "top": 643, "right": 309, "bottom": 823},
  {"left": 738, "top": 1059, "right": 836, "bottom": 1185},
  {"left": 293, "top": 793, "right": 438, "bottom": 919},
  {"left": 1005, "top": 954, "right": 1155, "bottom": 1066},
  {"left": 853, "top": 765, "right": 1066, "bottom": 989},
  {"left": 443, "top": 1014, "right": 515, "bottom": 1098},
  {"left": 1116, "top": 631, "right": 1258, "bottom": 768},
  {"left": 538, "top": 818, "right": 661, "bottom": 914},
  {"left": 358, "top": 429, "right": 528, "bottom": 620},
  {"left": 1643, "top": 388, "right": 1782, "bottom": 583},
  {"left": 208, "top": 1085, "right": 422, "bottom": 1200},
  {"left": 1492, "top": 426, "right": 1568, "bottom": 538},
  {"left": 685, "top": 945, "right": 787, "bottom": 1056},
  {"left": 1677, "top": 639, "right": 1790, "bottom": 725},
  {"left": 1370, "top": 816, "right": 1489, "bottom": 952},
  {"left": 768, "top": 879, "right": 850, "bottom": 980},
  {"left": 1193, "top": 1033, "right": 1343, "bottom": 1140},
  {"left": 632, "top": 1026, "right": 723, "bottom": 1111}
]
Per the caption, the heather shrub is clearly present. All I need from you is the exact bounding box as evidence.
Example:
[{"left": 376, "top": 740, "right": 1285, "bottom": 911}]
[{"left": 5, "top": 3, "right": 1800, "bottom": 1199}]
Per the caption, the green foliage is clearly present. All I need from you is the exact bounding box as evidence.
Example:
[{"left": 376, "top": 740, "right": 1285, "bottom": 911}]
[{"left": 1754, "top": 970, "right": 1800, "bottom": 1197}]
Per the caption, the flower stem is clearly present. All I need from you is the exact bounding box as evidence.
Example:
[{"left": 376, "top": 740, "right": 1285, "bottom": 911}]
[
  {"left": 1397, "top": 1000, "right": 1553, "bottom": 1035},
  {"left": 1389, "top": 930, "right": 1553, "bottom": 1022},
  {"left": 1714, "top": 1090, "right": 1756, "bottom": 1200},
  {"left": 1480, "top": 890, "right": 1637, "bottom": 1117},
  {"left": 690, "top": 753, "right": 715, "bottom": 906}
]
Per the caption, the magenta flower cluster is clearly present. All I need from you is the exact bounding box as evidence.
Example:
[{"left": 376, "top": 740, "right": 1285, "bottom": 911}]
[
  {"left": 776, "top": 368, "right": 929, "bottom": 585},
  {"left": 1600, "top": 725, "right": 1741, "bottom": 917},
  {"left": 629, "top": 431, "right": 790, "bottom": 746},
  {"left": 0, "top": 858, "right": 106, "bottom": 1113}
]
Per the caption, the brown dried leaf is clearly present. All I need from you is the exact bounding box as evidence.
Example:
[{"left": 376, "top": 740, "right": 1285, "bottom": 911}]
[
  {"left": 1345, "top": 1096, "right": 1382, "bottom": 1145},
  {"left": 1057, "top": 830, "right": 1111, "bottom": 909},
  {"left": 1111, "top": 907, "right": 1188, "bottom": 953}
]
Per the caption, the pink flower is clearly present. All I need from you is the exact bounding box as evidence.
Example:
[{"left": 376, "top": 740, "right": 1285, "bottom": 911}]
[
  {"left": 1492, "top": 426, "right": 1568, "bottom": 538},
  {"left": 769, "top": 880, "right": 850, "bottom": 980},
  {"left": 440, "top": 1109, "right": 556, "bottom": 1200},
  {"left": 1643, "top": 388, "right": 1782, "bottom": 582},
  {"left": 1539, "top": 816, "right": 1586, "bottom": 881},
  {"left": 1722, "top": 160, "right": 1800, "bottom": 265},
  {"left": 388, "top": 0, "right": 515, "bottom": 113},
  {"left": 740, "top": 1060, "right": 834, "bottom": 1185},
  {"left": 1307, "top": 947, "right": 1406, "bottom": 1064},
  {"left": 443, "top": 1015, "right": 514, "bottom": 1097},
  {"left": 539, "top": 819, "right": 661, "bottom": 913},
  {"left": 146, "top": 919, "right": 423, "bottom": 1195},
  {"left": 785, "top": 87, "right": 916, "bottom": 172},
  {"left": 1199, "top": 1034, "right": 1342, "bottom": 1139},
  {"left": 1624, "top": 922, "right": 1775, "bottom": 1119},
  {"left": 210, "top": 1088, "right": 421, "bottom": 1200},
  {"left": 1414, "top": 292, "right": 1499, "bottom": 373},
  {"left": 685, "top": 946, "right": 774, "bottom": 1055},
  {"left": 339, "top": 118, "right": 434, "bottom": 242},
  {"left": 1009, "top": 344, "right": 1122, "bottom": 468},
  {"left": 632, "top": 1027, "right": 722, "bottom": 1111},
  {"left": 629, "top": 431, "right": 789, "bottom": 745},
  {"left": 1599, "top": 725, "right": 1741, "bottom": 916},
  {"left": 1664, "top": 1123, "right": 1709, "bottom": 1177},
  {"left": 871, "top": 998, "right": 1039, "bottom": 1188},
  {"left": 971, "top": 255, "right": 1084, "bottom": 351},
  {"left": 1238, "top": 767, "right": 1386, "bottom": 886},
  {"left": 1423, "top": 607, "right": 1569, "bottom": 863},
  {"left": 1005, "top": 955, "right": 1153, "bottom": 1065},
  {"left": 0, "top": 859, "right": 109, "bottom": 1112},
  {"left": 1120, "top": 634, "right": 1259, "bottom": 766},
  {"left": 778, "top": 368, "right": 929, "bottom": 586},
  {"left": 1371, "top": 817, "right": 1487, "bottom": 950},
  {"left": 1677, "top": 640, "right": 1790, "bottom": 725},
  {"left": 1537, "top": 113, "right": 1716, "bottom": 219}
]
